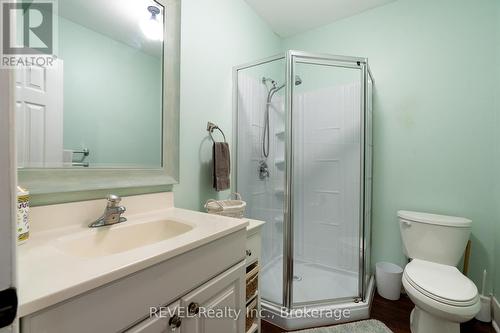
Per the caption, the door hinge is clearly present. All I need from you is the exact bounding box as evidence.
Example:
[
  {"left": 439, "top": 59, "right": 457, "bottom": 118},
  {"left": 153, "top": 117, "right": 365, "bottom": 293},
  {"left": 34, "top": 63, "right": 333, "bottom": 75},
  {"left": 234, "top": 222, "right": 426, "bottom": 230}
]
[{"left": 0, "top": 288, "right": 17, "bottom": 328}]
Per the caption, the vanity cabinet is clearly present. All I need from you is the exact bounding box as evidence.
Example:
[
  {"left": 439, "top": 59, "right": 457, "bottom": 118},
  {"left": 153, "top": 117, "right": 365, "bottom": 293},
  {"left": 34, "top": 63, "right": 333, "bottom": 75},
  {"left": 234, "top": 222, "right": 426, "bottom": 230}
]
[
  {"left": 20, "top": 230, "right": 247, "bottom": 333},
  {"left": 180, "top": 262, "right": 245, "bottom": 332},
  {"left": 126, "top": 261, "right": 245, "bottom": 333},
  {"left": 245, "top": 232, "right": 261, "bottom": 265}
]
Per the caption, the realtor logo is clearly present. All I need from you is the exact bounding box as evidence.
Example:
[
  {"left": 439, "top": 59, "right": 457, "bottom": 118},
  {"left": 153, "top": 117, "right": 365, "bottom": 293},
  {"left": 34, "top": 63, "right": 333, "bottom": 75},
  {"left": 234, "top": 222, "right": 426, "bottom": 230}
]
[{"left": 1, "top": 0, "right": 57, "bottom": 67}]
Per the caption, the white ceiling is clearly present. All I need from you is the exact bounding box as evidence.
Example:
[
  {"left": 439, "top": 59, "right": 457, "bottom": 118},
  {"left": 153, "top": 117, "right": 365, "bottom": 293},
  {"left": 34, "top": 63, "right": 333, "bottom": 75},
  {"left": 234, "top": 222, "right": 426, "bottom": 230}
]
[
  {"left": 59, "top": 0, "right": 163, "bottom": 58},
  {"left": 244, "top": 0, "right": 396, "bottom": 37}
]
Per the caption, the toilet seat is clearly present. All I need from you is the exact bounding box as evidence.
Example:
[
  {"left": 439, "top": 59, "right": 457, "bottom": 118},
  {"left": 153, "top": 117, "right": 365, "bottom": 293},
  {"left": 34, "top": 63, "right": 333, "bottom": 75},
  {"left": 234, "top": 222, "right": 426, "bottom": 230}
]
[{"left": 404, "top": 259, "right": 478, "bottom": 307}]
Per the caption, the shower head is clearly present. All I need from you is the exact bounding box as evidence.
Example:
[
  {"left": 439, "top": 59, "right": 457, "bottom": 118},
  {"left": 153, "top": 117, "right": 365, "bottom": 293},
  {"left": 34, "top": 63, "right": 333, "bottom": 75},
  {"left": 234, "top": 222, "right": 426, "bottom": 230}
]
[
  {"left": 263, "top": 75, "right": 302, "bottom": 92},
  {"left": 262, "top": 77, "right": 277, "bottom": 88},
  {"left": 262, "top": 74, "right": 303, "bottom": 159},
  {"left": 273, "top": 76, "right": 302, "bottom": 91},
  {"left": 267, "top": 75, "right": 303, "bottom": 99},
  {"left": 295, "top": 75, "right": 303, "bottom": 86}
]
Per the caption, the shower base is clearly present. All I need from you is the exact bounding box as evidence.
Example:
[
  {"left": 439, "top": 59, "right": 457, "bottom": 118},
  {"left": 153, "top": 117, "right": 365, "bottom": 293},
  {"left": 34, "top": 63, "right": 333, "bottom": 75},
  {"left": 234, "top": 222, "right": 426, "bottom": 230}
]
[
  {"left": 261, "top": 258, "right": 359, "bottom": 304},
  {"left": 260, "top": 257, "right": 375, "bottom": 331}
]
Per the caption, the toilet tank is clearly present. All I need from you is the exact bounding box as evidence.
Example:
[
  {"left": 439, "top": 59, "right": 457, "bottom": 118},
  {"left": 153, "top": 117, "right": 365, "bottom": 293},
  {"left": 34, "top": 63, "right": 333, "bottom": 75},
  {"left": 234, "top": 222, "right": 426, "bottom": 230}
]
[{"left": 398, "top": 210, "right": 472, "bottom": 266}]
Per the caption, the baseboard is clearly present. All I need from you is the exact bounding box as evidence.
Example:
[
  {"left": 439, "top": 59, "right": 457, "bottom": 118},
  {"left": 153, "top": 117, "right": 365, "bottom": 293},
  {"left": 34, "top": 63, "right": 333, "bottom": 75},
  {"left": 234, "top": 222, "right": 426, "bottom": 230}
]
[{"left": 493, "top": 296, "right": 500, "bottom": 333}]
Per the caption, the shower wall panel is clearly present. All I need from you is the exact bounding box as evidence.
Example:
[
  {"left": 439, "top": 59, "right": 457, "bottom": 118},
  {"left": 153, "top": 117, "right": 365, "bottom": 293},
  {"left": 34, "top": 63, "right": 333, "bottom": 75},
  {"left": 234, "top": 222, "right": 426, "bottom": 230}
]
[{"left": 293, "top": 83, "right": 361, "bottom": 275}]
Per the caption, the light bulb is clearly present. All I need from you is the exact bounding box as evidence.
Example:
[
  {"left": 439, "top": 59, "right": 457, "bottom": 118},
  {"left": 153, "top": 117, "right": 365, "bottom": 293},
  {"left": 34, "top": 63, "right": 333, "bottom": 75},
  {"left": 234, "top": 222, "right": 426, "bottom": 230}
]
[{"left": 140, "top": 6, "right": 163, "bottom": 41}]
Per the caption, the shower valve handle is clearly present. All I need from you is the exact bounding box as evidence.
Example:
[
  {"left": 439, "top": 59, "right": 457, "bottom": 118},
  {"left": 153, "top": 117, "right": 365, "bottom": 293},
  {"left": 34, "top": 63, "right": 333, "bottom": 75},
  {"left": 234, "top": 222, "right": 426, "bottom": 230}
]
[{"left": 259, "top": 161, "right": 270, "bottom": 180}]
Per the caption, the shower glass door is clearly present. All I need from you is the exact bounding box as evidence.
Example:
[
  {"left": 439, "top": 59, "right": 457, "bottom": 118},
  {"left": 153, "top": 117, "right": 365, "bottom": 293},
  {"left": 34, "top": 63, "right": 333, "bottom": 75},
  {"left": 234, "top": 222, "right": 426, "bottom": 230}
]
[
  {"left": 290, "top": 58, "right": 364, "bottom": 305},
  {"left": 235, "top": 56, "right": 286, "bottom": 306}
]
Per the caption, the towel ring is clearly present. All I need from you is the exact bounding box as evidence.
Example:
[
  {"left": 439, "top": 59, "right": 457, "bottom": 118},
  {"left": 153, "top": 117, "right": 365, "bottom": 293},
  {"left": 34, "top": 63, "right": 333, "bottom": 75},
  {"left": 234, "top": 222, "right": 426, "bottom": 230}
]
[{"left": 207, "top": 122, "right": 226, "bottom": 143}]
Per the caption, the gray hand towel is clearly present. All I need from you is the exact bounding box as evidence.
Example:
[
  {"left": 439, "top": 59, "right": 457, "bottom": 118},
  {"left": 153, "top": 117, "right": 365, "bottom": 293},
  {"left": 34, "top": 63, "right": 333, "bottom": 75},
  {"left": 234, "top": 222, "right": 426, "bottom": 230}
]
[{"left": 213, "top": 142, "right": 230, "bottom": 191}]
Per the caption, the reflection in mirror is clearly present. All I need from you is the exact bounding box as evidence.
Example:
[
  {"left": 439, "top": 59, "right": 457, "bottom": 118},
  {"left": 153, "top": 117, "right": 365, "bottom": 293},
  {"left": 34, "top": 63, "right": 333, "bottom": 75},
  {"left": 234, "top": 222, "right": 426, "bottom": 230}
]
[{"left": 15, "top": 0, "right": 164, "bottom": 169}]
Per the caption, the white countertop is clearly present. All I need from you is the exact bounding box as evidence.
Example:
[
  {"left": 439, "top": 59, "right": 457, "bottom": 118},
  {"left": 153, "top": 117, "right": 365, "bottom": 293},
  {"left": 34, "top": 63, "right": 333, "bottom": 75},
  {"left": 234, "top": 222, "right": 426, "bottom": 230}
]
[
  {"left": 18, "top": 207, "right": 248, "bottom": 317},
  {"left": 246, "top": 218, "right": 265, "bottom": 234}
]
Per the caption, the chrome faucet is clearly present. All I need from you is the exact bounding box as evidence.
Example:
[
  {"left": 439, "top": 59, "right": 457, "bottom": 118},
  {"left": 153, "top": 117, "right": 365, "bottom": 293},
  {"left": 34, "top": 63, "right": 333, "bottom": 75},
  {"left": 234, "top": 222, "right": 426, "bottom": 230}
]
[{"left": 88, "top": 194, "right": 127, "bottom": 228}]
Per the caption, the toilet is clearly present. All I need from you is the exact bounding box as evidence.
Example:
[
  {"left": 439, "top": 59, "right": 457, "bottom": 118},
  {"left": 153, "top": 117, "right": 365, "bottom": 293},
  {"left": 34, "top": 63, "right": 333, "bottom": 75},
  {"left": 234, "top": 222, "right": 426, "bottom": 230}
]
[{"left": 398, "top": 210, "right": 481, "bottom": 333}]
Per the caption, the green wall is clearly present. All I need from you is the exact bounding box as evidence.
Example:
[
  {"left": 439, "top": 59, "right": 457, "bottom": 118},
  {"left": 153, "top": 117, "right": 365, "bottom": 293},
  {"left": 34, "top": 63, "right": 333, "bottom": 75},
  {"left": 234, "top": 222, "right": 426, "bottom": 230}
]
[
  {"left": 172, "top": 0, "right": 281, "bottom": 210},
  {"left": 283, "top": 0, "right": 498, "bottom": 293},
  {"left": 495, "top": 0, "right": 500, "bottom": 300},
  {"left": 59, "top": 17, "right": 162, "bottom": 168}
]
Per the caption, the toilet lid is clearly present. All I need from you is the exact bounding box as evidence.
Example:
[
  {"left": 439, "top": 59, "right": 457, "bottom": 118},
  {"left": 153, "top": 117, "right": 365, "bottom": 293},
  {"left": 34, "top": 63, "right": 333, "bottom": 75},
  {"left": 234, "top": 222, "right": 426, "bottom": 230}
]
[{"left": 404, "top": 259, "right": 478, "bottom": 306}]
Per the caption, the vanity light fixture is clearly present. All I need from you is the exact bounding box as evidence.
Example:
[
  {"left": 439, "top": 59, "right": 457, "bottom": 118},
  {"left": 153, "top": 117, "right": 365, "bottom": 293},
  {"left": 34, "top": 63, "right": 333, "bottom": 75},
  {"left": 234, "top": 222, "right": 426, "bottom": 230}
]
[{"left": 140, "top": 5, "right": 163, "bottom": 41}]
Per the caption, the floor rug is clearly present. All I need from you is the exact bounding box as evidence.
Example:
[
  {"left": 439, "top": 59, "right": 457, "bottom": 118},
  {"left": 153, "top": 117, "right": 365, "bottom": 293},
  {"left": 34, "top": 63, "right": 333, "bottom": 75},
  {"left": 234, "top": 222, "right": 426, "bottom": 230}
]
[{"left": 288, "top": 320, "right": 393, "bottom": 333}]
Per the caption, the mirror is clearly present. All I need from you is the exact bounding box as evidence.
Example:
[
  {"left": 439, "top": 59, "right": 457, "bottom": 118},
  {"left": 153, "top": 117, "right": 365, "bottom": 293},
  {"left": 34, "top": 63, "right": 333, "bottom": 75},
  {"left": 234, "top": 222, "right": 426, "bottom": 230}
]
[
  {"left": 17, "top": 0, "right": 180, "bottom": 199},
  {"left": 16, "top": 0, "right": 164, "bottom": 169}
]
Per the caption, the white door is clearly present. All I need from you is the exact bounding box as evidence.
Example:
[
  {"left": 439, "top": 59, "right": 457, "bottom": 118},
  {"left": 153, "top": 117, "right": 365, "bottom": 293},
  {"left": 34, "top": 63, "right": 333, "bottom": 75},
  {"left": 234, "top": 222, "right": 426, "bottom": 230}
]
[
  {"left": 15, "top": 60, "right": 63, "bottom": 168},
  {"left": 0, "top": 71, "right": 18, "bottom": 332},
  {"left": 180, "top": 262, "right": 246, "bottom": 333}
]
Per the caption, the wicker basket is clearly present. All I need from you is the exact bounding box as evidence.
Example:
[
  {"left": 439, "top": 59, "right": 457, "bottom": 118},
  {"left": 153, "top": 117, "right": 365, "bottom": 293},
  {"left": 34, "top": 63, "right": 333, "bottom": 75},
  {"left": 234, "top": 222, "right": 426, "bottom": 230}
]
[
  {"left": 204, "top": 193, "right": 246, "bottom": 218},
  {"left": 246, "top": 263, "right": 259, "bottom": 302},
  {"left": 245, "top": 298, "right": 257, "bottom": 332}
]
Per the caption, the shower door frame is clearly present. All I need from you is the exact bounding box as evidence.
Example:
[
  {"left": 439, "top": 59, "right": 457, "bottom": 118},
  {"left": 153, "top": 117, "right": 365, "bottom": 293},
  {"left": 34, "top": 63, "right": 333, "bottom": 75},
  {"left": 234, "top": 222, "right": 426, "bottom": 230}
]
[{"left": 232, "top": 50, "right": 373, "bottom": 312}]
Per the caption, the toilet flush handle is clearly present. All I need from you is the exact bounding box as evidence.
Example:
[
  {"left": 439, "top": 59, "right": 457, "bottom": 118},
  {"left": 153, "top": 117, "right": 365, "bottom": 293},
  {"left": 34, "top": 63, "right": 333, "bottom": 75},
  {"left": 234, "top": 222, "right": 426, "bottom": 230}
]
[{"left": 402, "top": 220, "right": 412, "bottom": 227}]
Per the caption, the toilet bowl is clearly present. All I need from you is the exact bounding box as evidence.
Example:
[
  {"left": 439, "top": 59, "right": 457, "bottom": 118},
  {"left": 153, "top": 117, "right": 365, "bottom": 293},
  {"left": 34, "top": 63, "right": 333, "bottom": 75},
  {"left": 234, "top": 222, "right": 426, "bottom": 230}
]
[
  {"left": 402, "top": 259, "right": 480, "bottom": 333},
  {"left": 397, "top": 211, "right": 480, "bottom": 333}
]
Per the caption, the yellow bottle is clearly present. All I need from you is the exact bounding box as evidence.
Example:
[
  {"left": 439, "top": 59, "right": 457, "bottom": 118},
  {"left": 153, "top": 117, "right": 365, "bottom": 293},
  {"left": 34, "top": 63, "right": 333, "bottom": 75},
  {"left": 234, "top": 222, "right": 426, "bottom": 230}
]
[{"left": 17, "top": 186, "right": 30, "bottom": 245}]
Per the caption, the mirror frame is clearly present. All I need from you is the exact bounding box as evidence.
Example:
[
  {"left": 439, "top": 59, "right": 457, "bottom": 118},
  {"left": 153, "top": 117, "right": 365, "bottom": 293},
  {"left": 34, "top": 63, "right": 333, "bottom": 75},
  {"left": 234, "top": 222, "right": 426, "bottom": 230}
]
[{"left": 18, "top": 0, "right": 181, "bottom": 203}]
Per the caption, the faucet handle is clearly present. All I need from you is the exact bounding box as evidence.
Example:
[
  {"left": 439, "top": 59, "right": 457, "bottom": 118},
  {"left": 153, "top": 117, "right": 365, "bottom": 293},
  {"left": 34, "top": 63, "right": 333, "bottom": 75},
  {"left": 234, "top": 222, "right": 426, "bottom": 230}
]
[{"left": 106, "top": 194, "right": 122, "bottom": 207}]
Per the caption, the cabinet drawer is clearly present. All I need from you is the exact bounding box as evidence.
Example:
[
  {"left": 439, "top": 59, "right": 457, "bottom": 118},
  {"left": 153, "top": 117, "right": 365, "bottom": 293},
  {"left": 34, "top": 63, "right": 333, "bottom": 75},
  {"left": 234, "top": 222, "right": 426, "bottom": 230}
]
[
  {"left": 245, "top": 233, "right": 261, "bottom": 265},
  {"left": 125, "top": 301, "right": 180, "bottom": 333}
]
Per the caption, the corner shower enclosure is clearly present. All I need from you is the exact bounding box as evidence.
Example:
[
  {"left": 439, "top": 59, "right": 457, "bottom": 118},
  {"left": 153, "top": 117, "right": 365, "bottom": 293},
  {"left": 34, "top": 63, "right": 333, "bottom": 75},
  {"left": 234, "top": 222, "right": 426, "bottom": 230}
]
[{"left": 233, "top": 51, "right": 374, "bottom": 330}]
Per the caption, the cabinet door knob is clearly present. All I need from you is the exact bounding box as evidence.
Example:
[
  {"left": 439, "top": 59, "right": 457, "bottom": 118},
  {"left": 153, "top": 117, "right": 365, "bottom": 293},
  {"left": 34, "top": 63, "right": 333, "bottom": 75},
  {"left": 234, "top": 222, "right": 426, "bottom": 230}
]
[
  {"left": 188, "top": 302, "right": 200, "bottom": 315},
  {"left": 168, "top": 315, "right": 182, "bottom": 330},
  {"left": 246, "top": 249, "right": 252, "bottom": 257}
]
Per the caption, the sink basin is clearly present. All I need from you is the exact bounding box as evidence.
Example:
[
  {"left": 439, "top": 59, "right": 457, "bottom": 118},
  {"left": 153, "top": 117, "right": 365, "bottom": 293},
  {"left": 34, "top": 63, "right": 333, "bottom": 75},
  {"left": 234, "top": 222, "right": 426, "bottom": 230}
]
[{"left": 55, "top": 219, "right": 193, "bottom": 258}]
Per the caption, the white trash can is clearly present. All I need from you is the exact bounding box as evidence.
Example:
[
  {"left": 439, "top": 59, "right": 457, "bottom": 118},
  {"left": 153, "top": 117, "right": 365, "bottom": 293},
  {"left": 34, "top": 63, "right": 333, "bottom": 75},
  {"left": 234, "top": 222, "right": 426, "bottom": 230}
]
[{"left": 376, "top": 262, "right": 403, "bottom": 300}]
